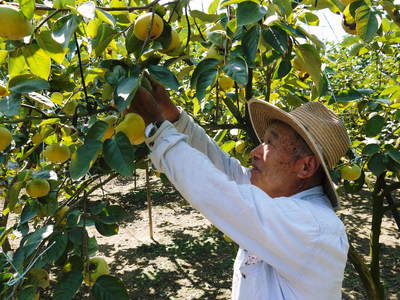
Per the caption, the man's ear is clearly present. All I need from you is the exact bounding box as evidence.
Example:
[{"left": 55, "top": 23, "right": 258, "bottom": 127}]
[{"left": 296, "top": 155, "right": 321, "bottom": 179}]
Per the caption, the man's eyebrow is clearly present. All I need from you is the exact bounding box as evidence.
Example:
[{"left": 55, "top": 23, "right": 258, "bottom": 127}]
[{"left": 270, "top": 129, "right": 279, "bottom": 139}]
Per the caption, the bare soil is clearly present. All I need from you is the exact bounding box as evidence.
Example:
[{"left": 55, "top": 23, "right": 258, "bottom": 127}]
[{"left": 84, "top": 172, "right": 399, "bottom": 300}]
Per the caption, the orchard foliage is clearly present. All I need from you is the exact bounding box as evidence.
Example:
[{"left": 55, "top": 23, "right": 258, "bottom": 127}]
[{"left": 0, "top": 0, "right": 399, "bottom": 299}]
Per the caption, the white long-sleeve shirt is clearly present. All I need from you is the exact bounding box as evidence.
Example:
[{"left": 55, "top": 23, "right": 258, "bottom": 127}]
[{"left": 145, "top": 110, "right": 349, "bottom": 300}]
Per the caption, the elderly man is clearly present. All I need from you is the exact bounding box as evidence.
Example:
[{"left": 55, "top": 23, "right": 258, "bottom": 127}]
[{"left": 130, "top": 79, "right": 350, "bottom": 300}]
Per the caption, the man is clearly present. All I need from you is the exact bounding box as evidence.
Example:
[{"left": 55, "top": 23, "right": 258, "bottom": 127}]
[{"left": 130, "top": 80, "right": 350, "bottom": 300}]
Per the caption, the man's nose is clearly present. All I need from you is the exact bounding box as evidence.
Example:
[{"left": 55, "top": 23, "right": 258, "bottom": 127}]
[{"left": 250, "top": 143, "right": 264, "bottom": 160}]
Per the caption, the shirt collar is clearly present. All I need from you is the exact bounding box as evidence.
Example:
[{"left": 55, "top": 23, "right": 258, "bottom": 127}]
[{"left": 292, "top": 185, "right": 324, "bottom": 200}]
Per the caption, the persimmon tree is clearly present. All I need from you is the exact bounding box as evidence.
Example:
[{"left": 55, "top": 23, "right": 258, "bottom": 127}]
[{"left": 0, "top": 0, "right": 399, "bottom": 299}]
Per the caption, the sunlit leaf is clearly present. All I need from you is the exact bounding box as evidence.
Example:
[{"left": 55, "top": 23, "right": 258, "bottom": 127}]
[
  {"left": 52, "top": 15, "right": 81, "bottom": 48},
  {"left": 77, "top": 1, "right": 96, "bottom": 19},
  {"left": 19, "top": 0, "right": 35, "bottom": 19},
  {"left": 36, "top": 31, "right": 67, "bottom": 64},
  {"left": 96, "top": 8, "right": 116, "bottom": 27},
  {"left": 23, "top": 43, "right": 51, "bottom": 79},
  {"left": 93, "top": 23, "right": 116, "bottom": 56},
  {"left": 355, "top": 5, "right": 379, "bottom": 42},
  {"left": 114, "top": 76, "right": 140, "bottom": 112}
]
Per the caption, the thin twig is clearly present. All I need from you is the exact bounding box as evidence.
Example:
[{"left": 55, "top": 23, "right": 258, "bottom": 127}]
[
  {"left": 9, "top": 0, "right": 165, "bottom": 12},
  {"left": 34, "top": 9, "right": 62, "bottom": 33},
  {"left": 74, "top": 33, "right": 91, "bottom": 111},
  {"left": 190, "top": 7, "right": 206, "bottom": 42},
  {"left": 167, "top": 0, "right": 180, "bottom": 23},
  {"left": 1, "top": 107, "right": 117, "bottom": 124},
  {"left": 21, "top": 104, "right": 48, "bottom": 117},
  {"left": 184, "top": 5, "right": 191, "bottom": 49}
]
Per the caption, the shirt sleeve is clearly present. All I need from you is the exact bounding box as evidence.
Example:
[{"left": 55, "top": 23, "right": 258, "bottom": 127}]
[
  {"left": 146, "top": 122, "right": 320, "bottom": 280},
  {"left": 172, "top": 109, "right": 250, "bottom": 184}
]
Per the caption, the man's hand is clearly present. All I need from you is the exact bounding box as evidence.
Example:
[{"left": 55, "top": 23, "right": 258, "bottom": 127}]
[
  {"left": 146, "top": 75, "right": 180, "bottom": 122},
  {"left": 126, "top": 87, "right": 164, "bottom": 126}
]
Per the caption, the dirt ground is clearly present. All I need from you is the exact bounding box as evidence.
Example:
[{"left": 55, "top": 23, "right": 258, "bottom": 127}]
[{"left": 81, "top": 172, "right": 399, "bottom": 300}]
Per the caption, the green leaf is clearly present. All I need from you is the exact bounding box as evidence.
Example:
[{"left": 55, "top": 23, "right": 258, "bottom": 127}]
[
  {"left": 125, "top": 28, "right": 145, "bottom": 57},
  {"left": 334, "top": 90, "right": 363, "bottom": 102},
  {"left": 69, "top": 227, "right": 89, "bottom": 245},
  {"left": 96, "top": 8, "right": 116, "bottom": 27},
  {"left": 33, "top": 233, "right": 68, "bottom": 268},
  {"left": 20, "top": 200, "right": 37, "bottom": 224},
  {"left": 274, "top": 59, "right": 291, "bottom": 79},
  {"left": 207, "top": 30, "right": 228, "bottom": 48},
  {"left": 114, "top": 76, "right": 140, "bottom": 112},
  {"left": 22, "top": 225, "right": 54, "bottom": 248},
  {"left": 148, "top": 65, "right": 180, "bottom": 91},
  {"left": 294, "top": 44, "right": 321, "bottom": 90},
  {"left": 23, "top": 43, "right": 51, "bottom": 80},
  {"left": 52, "top": 15, "right": 81, "bottom": 48},
  {"left": 103, "top": 132, "right": 135, "bottom": 177},
  {"left": 365, "top": 115, "right": 385, "bottom": 137},
  {"left": 86, "top": 120, "right": 109, "bottom": 142},
  {"left": 362, "top": 144, "right": 380, "bottom": 156},
  {"left": 73, "top": 236, "right": 98, "bottom": 257},
  {"left": 36, "top": 30, "right": 67, "bottom": 64},
  {"left": 272, "top": 0, "right": 292, "bottom": 16},
  {"left": 208, "top": 0, "right": 220, "bottom": 14},
  {"left": 77, "top": 1, "right": 96, "bottom": 19},
  {"left": 69, "top": 140, "right": 102, "bottom": 180},
  {"left": 190, "top": 10, "right": 219, "bottom": 23},
  {"left": 53, "top": 270, "right": 83, "bottom": 300},
  {"left": 95, "top": 222, "right": 119, "bottom": 236},
  {"left": 262, "top": 26, "right": 288, "bottom": 54},
  {"left": 19, "top": 0, "right": 35, "bottom": 19},
  {"left": 298, "top": 12, "right": 320, "bottom": 26},
  {"left": 98, "top": 205, "right": 126, "bottom": 224},
  {"left": 53, "top": 0, "right": 75, "bottom": 9},
  {"left": 237, "top": 1, "right": 267, "bottom": 26},
  {"left": 93, "top": 24, "right": 116, "bottom": 57},
  {"left": 8, "top": 49, "right": 29, "bottom": 80},
  {"left": 190, "top": 58, "right": 220, "bottom": 89},
  {"left": 368, "top": 153, "right": 388, "bottom": 176},
  {"left": 355, "top": 5, "right": 379, "bottom": 42},
  {"left": 195, "top": 69, "right": 217, "bottom": 101},
  {"left": 91, "top": 275, "right": 129, "bottom": 300},
  {"left": 343, "top": 172, "right": 364, "bottom": 193},
  {"left": 387, "top": 150, "right": 400, "bottom": 164},
  {"left": 221, "top": 140, "right": 235, "bottom": 153},
  {"left": 222, "top": 56, "right": 248, "bottom": 85},
  {"left": 0, "top": 50, "right": 8, "bottom": 65},
  {"left": 242, "top": 25, "right": 260, "bottom": 64},
  {"left": 8, "top": 75, "right": 50, "bottom": 93},
  {"left": 0, "top": 94, "right": 21, "bottom": 117},
  {"left": 16, "top": 286, "right": 36, "bottom": 300}
]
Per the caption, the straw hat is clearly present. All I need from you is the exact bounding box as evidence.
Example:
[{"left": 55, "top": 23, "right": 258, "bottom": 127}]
[{"left": 248, "top": 99, "right": 350, "bottom": 209}]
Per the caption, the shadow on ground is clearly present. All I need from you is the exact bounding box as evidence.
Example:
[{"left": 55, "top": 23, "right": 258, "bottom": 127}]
[{"left": 80, "top": 176, "right": 399, "bottom": 299}]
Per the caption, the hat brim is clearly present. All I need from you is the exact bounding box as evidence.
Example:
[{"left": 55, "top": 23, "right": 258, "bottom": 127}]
[{"left": 248, "top": 99, "right": 339, "bottom": 209}]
